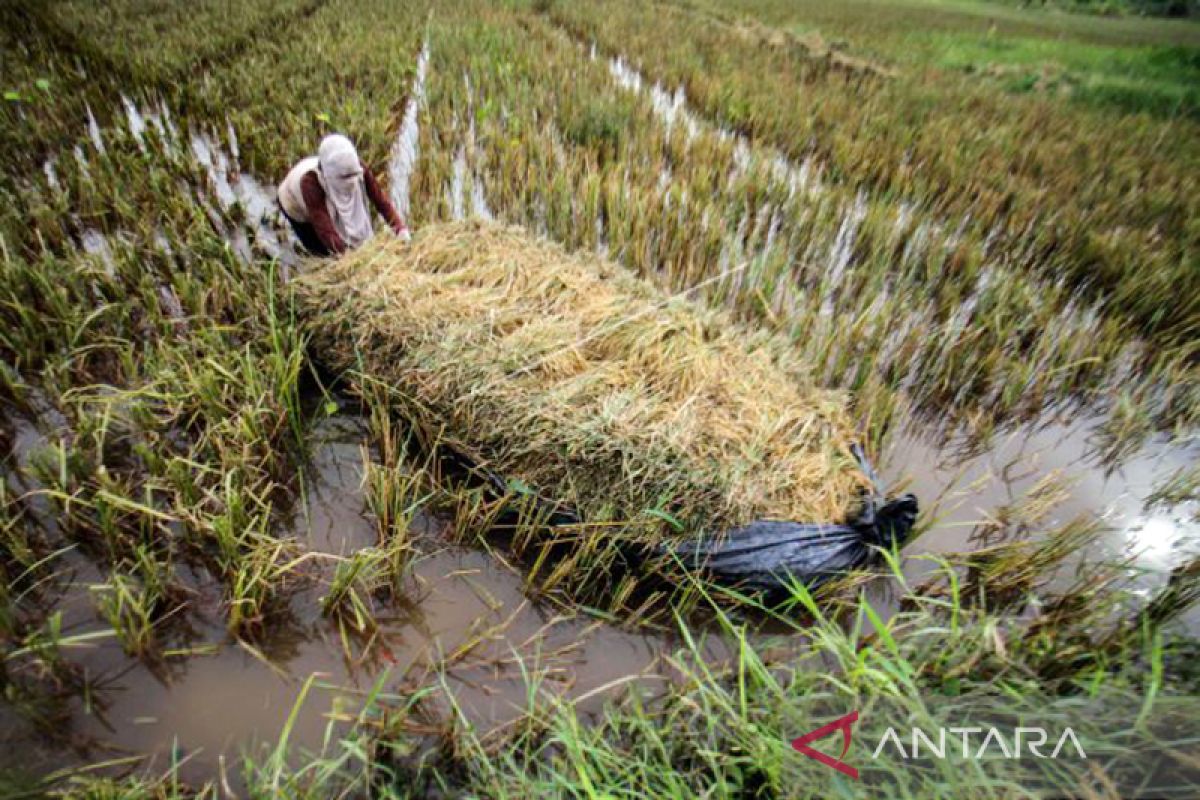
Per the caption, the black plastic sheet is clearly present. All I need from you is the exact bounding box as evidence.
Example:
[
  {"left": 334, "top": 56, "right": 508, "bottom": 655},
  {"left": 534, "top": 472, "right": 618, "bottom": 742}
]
[{"left": 665, "top": 445, "right": 918, "bottom": 593}]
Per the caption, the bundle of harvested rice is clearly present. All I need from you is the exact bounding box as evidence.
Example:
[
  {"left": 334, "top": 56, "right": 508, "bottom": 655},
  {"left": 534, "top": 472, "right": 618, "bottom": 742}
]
[{"left": 297, "top": 221, "right": 914, "bottom": 589}]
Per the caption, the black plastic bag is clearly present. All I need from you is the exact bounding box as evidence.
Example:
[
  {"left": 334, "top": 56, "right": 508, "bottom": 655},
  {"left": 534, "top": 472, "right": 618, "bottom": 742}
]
[
  {"left": 665, "top": 445, "right": 918, "bottom": 593},
  {"left": 668, "top": 493, "right": 918, "bottom": 593}
]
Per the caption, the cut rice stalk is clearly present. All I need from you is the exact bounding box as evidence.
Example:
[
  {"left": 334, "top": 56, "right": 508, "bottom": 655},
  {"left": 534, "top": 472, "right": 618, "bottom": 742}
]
[{"left": 298, "top": 221, "right": 914, "bottom": 592}]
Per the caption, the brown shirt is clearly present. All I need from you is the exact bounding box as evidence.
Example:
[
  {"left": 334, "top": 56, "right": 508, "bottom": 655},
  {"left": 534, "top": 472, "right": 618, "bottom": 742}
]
[{"left": 298, "top": 166, "right": 405, "bottom": 254}]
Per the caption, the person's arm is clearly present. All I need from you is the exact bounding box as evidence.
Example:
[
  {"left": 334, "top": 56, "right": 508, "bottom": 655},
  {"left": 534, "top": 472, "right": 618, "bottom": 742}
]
[
  {"left": 299, "top": 171, "right": 348, "bottom": 254},
  {"left": 362, "top": 165, "right": 410, "bottom": 240}
]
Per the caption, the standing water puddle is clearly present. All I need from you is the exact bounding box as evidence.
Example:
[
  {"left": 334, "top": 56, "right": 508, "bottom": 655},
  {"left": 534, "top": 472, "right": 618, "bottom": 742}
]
[
  {"left": 389, "top": 42, "right": 430, "bottom": 223},
  {"left": 0, "top": 412, "right": 724, "bottom": 789},
  {"left": 3, "top": 394, "right": 1197, "bottom": 789},
  {"left": 448, "top": 116, "right": 493, "bottom": 222},
  {"left": 883, "top": 413, "right": 1199, "bottom": 627},
  {"left": 188, "top": 126, "right": 290, "bottom": 266},
  {"left": 8, "top": 398, "right": 1198, "bottom": 778}
]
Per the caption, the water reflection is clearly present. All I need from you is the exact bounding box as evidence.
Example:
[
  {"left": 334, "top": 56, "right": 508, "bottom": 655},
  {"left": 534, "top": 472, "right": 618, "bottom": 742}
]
[
  {"left": 1, "top": 413, "right": 708, "bottom": 788},
  {"left": 884, "top": 412, "right": 1199, "bottom": 622}
]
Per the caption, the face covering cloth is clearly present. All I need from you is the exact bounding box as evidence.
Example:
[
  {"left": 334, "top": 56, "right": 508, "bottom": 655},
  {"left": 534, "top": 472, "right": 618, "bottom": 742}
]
[{"left": 317, "top": 134, "right": 374, "bottom": 248}]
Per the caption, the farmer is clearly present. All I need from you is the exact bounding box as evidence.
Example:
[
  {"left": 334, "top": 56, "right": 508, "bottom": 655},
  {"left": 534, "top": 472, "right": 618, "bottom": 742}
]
[{"left": 277, "top": 133, "right": 410, "bottom": 256}]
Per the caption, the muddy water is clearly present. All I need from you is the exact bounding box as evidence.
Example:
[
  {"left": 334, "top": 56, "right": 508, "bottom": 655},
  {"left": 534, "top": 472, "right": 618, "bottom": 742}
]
[
  {"left": 390, "top": 41, "right": 430, "bottom": 222},
  {"left": 1, "top": 412, "right": 716, "bottom": 789},
  {"left": 882, "top": 413, "right": 1200, "bottom": 627}
]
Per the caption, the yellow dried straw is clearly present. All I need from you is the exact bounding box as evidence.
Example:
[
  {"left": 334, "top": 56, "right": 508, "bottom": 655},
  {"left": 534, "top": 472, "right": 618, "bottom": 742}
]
[{"left": 297, "top": 221, "right": 869, "bottom": 539}]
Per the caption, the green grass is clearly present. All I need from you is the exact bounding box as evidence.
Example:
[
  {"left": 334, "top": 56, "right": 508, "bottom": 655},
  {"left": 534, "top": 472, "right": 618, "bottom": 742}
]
[
  {"left": 720, "top": 0, "right": 1200, "bottom": 118},
  {"left": 891, "top": 18, "right": 1200, "bottom": 117},
  {"left": 717, "top": 0, "right": 1200, "bottom": 48}
]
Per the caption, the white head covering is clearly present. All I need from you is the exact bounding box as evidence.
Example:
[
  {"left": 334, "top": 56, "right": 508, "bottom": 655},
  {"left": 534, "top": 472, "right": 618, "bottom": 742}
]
[{"left": 316, "top": 134, "right": 374, "bottom": 248}]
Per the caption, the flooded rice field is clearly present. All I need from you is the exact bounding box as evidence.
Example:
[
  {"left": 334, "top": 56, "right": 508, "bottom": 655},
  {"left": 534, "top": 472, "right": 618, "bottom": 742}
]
[
  {"left": 3, "top": 393, "right": 1196, "bottom": 784},
  {"left": 3, "top": 1, "right": 1198, "bottom": 793},
  {"left": 5, "top": 68, "right": 1197, "bottom": 784},
  {"left": 886, "top": 415, "right": 1199, "bottom": 622},
  {"left": 1, "top": 409, "right": 735, "bottom": 788}
]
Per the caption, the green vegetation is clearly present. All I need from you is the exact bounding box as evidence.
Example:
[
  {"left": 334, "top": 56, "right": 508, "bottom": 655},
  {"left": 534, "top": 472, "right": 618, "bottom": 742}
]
[
  {"left": 986, "top": 0, "right": 1198, "bottom": 18},
  {"left": 1, "top": 0, "right": 1198, "bottom": 796},
  {"left": 546, "top": 0, "right": 1200, "bottom": 349}
]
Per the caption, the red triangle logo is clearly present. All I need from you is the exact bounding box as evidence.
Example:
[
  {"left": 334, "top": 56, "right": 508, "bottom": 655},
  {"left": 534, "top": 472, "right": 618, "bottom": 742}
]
[{"left": 791, "top": 710, "right": 859, "bottom": 779}]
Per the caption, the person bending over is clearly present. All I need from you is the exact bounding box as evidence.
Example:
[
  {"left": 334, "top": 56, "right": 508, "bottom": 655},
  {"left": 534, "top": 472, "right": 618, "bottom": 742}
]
[{"left": 277, "top": 133, "right": 410, "bottom": 256}]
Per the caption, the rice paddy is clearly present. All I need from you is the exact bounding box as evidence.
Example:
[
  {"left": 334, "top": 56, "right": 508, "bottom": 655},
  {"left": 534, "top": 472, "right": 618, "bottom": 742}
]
[{"left": 1, "top": 0, "right": 1198, "bottom": 796}]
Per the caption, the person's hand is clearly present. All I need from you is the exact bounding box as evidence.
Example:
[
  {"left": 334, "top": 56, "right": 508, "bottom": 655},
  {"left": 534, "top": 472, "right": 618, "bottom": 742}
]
[{"left": 393, "top": 223, "right": 412, "bottom": 243}]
